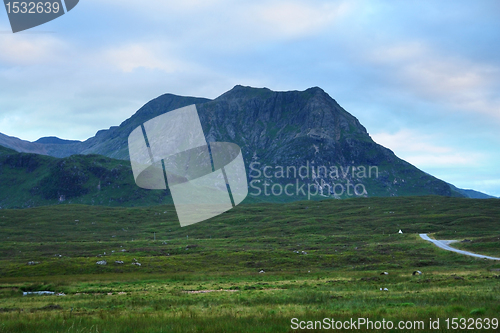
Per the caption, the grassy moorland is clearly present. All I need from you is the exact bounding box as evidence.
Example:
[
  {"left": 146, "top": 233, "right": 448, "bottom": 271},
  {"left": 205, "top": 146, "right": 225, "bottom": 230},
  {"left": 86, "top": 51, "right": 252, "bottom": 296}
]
[{"left": 0, "top": 196, "right": 499, "bottom": 332}]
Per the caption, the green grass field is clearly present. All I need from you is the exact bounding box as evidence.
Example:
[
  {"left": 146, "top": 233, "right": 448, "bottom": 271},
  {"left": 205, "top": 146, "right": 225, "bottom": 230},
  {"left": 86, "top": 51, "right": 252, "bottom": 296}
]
[{"left": 0, "top": 196, "right": 499, "bottom": 332}]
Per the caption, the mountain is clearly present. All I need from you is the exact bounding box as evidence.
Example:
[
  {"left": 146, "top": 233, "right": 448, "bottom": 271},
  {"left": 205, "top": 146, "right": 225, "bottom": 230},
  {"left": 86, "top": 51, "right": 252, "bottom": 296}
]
[{"left": 0, "top": 85, "right": 494, "bottom": 206}]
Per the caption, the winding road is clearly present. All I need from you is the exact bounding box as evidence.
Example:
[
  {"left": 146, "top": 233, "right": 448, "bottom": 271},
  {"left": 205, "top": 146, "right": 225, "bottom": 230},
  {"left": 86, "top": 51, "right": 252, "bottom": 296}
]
[{"left": 419, "top": 234, "right": 500, "bottom": 260}]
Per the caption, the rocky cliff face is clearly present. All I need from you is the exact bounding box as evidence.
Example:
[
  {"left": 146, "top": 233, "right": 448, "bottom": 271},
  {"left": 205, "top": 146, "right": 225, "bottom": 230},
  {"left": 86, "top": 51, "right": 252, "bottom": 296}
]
[
  {"left": 199, "top": 86, "right": 373, "bottom": 165},
  {"left": 195, "top": 86, "right": 456, "bottom": 199}
]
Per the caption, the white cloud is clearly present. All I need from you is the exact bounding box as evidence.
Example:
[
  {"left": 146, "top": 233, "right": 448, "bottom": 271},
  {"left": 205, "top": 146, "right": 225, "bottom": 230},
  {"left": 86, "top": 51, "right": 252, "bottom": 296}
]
[
  {"left": 100, "top": 43, "right": 189, "bottom": 73},
  {"left": 366, "top": 41, "right": 500, "bottom": 122},
  {"left": 85, "top": 0, "right": 350, "bottom": 43},
  {"left": 407, "top": 153, "right": 481, "bottom": 167},
  {"left": 0, "top": 34, "right": 67, "bottom": 65},
  {"left": 372, "top": 129, "right": 484, "bottom": 167},
  {"left": 248, "top": 1, "right": 351, "bottom": 39},
  {"left": 372, "top": 129, "right": 451, "bottom": 154}
]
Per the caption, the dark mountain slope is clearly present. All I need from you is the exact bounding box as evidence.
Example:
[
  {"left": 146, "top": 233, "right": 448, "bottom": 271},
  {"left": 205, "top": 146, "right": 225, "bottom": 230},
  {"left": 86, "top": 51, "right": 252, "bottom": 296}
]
[
  {"left": 193, "top": 86, "right": 461, "bottom": 199},
  {"left": 77, "top": 94, "right": 212, "bottom": 159}
]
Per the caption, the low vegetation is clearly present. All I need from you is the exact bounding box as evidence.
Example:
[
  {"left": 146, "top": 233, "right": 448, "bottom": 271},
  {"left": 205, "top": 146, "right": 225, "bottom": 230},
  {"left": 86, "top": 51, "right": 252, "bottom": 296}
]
[{"left": 0, "top": 196, "right": 499, "bottom": 332}]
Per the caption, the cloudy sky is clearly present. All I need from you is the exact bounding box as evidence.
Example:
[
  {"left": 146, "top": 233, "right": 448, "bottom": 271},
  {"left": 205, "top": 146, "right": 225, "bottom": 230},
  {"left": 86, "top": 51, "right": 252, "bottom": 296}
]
[{"left": 0, "top": 0, "right": 499, "bottom": 196}]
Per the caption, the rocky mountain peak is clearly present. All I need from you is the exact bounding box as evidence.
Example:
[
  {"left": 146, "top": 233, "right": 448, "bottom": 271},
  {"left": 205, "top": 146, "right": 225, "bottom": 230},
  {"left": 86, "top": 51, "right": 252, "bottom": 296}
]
[{"left": 0, "top": 86, "right": 477, "bottom": 202}]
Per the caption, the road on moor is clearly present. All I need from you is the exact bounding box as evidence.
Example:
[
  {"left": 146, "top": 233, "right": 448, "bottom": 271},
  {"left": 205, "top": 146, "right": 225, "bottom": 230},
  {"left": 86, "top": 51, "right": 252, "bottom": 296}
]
[{"left": 419, "top": 234, "right": 500, "bottom": 260}]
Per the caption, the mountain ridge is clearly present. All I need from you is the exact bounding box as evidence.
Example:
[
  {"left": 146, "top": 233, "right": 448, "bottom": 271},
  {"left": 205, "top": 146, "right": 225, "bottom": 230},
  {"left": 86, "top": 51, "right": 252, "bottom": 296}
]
[
  {"left": 35, "top": 136, "right": 81, "bottom": 145},
  {"left": 0, "top": 86, "right": 494, "bottom": 203}
]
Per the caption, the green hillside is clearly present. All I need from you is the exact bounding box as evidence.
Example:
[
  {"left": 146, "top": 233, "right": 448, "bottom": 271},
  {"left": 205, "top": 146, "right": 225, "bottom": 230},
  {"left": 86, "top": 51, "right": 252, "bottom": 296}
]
[
  {"left": 0, "top": 142, "right": 468, "bottom": 209},
  {"left": 0, "top": 146, "right": 171, "bottom": 209}
]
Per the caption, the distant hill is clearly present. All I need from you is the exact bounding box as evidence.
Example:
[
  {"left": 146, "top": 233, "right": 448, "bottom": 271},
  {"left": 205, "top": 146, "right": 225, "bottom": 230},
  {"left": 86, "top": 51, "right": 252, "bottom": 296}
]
[
  {"left": 458, "top": 189, "right": 496, "bottom": 199},
  {"left": 0, "top": 85, "right": 495, "bottom": 205},
  {"left": 0, "top": 132, "right": 82, "bottom": 157},
  {"left": 34, "top": 136, "right": 81, "bottom": 145},
  {"left": 448, "top": 183, "right": 497, "bottom": 199}
]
